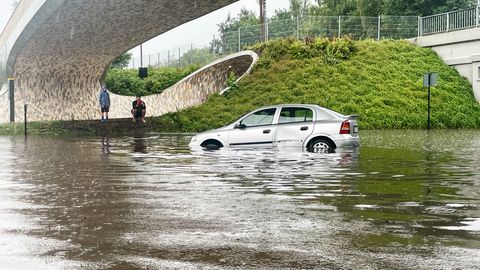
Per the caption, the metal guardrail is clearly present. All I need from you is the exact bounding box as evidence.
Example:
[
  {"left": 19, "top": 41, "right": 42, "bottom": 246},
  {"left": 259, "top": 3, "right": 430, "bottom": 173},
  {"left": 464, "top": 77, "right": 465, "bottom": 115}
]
[{"left": 419, "top": 6, "right": 479, "bottom": 36}]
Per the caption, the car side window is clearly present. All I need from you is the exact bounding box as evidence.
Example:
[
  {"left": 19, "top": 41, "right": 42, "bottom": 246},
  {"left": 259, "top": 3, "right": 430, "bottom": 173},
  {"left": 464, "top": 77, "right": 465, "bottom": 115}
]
[
  {"left": 279, "top": 107, "right": 314, "bottom": 124},
  {"left": 240, "top": 108, "right": 276, "bottom": 127}
]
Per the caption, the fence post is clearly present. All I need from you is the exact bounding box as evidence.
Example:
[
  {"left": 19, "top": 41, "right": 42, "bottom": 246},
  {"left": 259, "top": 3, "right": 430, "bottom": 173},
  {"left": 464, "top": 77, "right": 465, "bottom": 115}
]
[
  {"left": 477, "top": 5, "right": 479, "bottom": 27},
  {"left": 190, "top": 43, "right": 193, "bottom": 65},
  {"left": 446, "top": 13, "right": 450, "bottom": 32},
  {"left": 377, "top": 15, "right": 381, "bottom": 41},
  {"left": 266, "top": 19, "right": 269, "bottom": 41},
  {"left": 418, "top": 16, "right": 422, "bottom": 37},
  {"left": 338, "top": 16, "right": 342, "bottom": 37},
  {"left": 238, "top": 27, "right": 241, "bottom": 52},
  {"left": 296, "top": 16, "right": 300, "bottom": 40}
]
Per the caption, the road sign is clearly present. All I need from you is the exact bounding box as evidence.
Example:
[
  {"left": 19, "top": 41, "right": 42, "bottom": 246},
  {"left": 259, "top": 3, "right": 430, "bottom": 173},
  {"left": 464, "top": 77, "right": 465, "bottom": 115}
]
[
  {"left": 423, "top": 72, "right": 439, "bottom": 130},
  {"left": 423, "top": 72, "right": 438, "bottom": 87}
]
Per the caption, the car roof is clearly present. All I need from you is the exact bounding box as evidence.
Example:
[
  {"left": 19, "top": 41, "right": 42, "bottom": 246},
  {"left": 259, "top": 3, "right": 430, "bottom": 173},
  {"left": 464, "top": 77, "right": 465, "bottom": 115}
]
[
  {"left": 255, "top": 104, "right": 327, "bottom": 111},
  {"left": 254, "top": 104, "right": 345, "bottom": 118}
]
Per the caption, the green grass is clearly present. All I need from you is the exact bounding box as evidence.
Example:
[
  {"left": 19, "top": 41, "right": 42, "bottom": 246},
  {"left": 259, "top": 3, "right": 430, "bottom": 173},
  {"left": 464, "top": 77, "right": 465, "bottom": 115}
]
[
  {"left": 154, "top": 38, "right": 480, "bottom": 132},
  {"left": 1, "top": 38, "right": 478, "bottom": 136},
  {"left": 0, "top": 121, "right": 73, "bottom": 136},
  {"left": 105, "top": 65, "right": 200, "bottom": 96}
]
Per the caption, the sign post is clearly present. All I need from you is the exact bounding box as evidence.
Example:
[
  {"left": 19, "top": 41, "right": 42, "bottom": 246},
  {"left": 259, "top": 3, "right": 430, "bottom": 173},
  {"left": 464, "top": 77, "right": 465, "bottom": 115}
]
[
  {"left": 423, "top": 72, "right": 438, "bottom": 130},
  {"left": 8, "top": 78, "right": 14, "bottom": 123}
]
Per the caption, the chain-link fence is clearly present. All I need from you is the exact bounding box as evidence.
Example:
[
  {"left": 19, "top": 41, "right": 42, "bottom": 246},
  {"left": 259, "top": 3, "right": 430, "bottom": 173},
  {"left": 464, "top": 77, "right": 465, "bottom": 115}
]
[{"left": 130, "top": 14, "right": 419, "bottom": 69}]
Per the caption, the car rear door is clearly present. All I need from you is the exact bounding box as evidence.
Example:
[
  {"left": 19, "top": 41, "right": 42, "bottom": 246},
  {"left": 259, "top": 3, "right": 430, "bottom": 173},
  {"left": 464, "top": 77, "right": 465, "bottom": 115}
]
[
  {"left": 228, "top": 108, "right": 277, "bottom": 146},
  {"left": 274, "top": 107, "right": 315, "bottom": 146}
]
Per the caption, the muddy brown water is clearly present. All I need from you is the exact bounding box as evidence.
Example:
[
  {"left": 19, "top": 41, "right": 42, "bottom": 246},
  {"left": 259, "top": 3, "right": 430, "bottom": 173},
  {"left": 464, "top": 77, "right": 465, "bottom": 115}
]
[{"left": 0, "top": 130, "right": 478, "bottom": 269}]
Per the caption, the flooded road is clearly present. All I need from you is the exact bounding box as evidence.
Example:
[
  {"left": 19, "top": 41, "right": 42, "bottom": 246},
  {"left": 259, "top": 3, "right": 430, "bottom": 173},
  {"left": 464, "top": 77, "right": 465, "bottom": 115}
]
[{"left": 0, "top": 130, "right": 478, "bottom": 269}]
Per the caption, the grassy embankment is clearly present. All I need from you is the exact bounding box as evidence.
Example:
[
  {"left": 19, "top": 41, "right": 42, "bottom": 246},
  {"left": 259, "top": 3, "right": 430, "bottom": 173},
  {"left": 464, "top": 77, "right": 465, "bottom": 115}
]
[
  {"left": 1, "top": 38, "right": 479, "bottom": 135},
  {"left": 154, "top": 38, "right": 480, "bottom": 132}
]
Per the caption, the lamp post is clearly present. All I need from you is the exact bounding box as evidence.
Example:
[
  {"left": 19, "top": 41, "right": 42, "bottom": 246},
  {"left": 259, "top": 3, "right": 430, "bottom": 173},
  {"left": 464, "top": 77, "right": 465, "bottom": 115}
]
[{"left": 259, "top": 0, "right": 267, "bottom": 42}]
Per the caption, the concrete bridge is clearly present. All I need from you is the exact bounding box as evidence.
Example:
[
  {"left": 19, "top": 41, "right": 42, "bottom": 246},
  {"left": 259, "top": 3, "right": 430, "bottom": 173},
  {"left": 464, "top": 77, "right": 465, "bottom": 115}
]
[
  {"left": 414, "top": 5, "right": 480, "bottom": 103},
  {"left": 0, "top": 0, "right": 261, "bottom": 123},
  {"left": 2, "top": 2, "right": 480, "bottom": 124}
]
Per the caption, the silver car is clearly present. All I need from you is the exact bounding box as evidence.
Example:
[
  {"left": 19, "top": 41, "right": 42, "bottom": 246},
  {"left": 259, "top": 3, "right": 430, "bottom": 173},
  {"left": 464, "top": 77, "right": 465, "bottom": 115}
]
[{"left": 189, "top": 104, "right": 359, "bottom": 152}]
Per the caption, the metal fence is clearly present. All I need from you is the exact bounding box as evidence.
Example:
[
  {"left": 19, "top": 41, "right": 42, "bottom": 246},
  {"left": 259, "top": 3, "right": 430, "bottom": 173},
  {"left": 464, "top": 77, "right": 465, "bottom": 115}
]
[
  {"left": 419, "top": 6, "right": 479, "bottom": 35},
  {"left": 130, "top": 6, "right": 480, "bottom": 69},
  {"left": 129, "top": 14, "right": 420, "bottom": 69}
]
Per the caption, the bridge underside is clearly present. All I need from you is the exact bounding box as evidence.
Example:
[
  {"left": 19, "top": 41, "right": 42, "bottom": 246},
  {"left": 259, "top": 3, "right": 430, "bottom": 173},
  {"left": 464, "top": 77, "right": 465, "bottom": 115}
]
[
  {"left": 3, "top": 0, "right": 238, "bottom": 122},
  {"left": 414, "top": 28, "right": 480, "bottom": 103}
]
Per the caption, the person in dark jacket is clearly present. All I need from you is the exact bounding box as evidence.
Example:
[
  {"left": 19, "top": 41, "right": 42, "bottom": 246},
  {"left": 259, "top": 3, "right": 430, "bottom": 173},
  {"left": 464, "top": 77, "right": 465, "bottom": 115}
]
[
  {"left": 99, "top": 86, "right": 110, "bottom": 123},
  {"left": 131, "top": 95, "right": 146, "bottom": 123}
]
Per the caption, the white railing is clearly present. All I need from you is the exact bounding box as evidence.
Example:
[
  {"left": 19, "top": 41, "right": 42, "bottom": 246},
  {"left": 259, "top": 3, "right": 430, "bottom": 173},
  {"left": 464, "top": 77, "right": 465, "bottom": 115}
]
[{"left": 419, "top": 6, "right": 479, "bottom": 36}]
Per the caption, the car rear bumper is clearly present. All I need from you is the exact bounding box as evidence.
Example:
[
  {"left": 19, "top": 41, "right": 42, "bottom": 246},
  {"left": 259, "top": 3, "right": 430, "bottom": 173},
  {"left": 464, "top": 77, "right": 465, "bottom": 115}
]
[{"left": 334, "top": 135, "right": 360, "bottom": 149}]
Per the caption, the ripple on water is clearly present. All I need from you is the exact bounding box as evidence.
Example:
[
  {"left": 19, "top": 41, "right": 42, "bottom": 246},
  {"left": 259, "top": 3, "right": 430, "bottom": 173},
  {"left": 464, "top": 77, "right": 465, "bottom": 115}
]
[{"left": 0, "top": 131, "right": 478, "bottom": 269}]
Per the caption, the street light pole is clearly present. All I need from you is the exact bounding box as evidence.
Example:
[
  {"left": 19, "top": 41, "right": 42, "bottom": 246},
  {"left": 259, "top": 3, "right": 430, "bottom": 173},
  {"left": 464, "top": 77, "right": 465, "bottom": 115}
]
[{"left": 259, "top": 0, "right": 267, "bottom": 42}]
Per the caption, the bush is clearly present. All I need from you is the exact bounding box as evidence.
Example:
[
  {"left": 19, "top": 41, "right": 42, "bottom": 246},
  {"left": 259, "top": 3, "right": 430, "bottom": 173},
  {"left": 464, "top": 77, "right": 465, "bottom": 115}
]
[
  {"left": 105, "top": 65, "right": 200, "bottom": 96},
  {"left": 154, "top": 38, "right": 480, "bottom": 132}
]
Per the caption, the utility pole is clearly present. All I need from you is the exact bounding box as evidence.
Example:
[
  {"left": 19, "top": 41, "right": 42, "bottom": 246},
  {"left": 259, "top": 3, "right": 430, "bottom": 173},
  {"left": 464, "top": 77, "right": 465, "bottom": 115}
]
[{"left": 259, "top": 0, "right": 267, "bottom": 42}]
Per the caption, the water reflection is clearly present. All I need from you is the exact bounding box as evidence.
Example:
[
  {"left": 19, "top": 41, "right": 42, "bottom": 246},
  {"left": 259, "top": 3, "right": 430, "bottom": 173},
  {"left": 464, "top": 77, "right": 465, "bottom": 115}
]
[
  {"left": 0, "top": 130, "right": 478, "bottom": 269},
  {"left": 132, "top": 136, "right": 147, "bottom": 154}
]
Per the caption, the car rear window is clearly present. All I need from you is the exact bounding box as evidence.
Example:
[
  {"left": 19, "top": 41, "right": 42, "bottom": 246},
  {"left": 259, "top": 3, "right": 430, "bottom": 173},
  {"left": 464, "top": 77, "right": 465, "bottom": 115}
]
[{"left": 279, "top": 107, "right": 314, "bottom": 123}]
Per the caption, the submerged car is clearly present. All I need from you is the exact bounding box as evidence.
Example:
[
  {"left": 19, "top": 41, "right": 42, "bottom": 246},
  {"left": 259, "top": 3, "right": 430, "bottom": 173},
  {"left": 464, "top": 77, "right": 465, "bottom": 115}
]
[{"left": 189, "top": 104, "right": 359, "bottom": 153}]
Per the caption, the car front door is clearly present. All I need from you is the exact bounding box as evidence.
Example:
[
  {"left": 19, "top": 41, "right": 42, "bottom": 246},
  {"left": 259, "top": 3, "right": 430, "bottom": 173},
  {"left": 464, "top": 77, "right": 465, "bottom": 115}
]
[
  {"left": 229, "top": 108, "right": 277, "bottom": 146},
  {"left": 274, "top": 107, "right": 315, "bottom": 147}
]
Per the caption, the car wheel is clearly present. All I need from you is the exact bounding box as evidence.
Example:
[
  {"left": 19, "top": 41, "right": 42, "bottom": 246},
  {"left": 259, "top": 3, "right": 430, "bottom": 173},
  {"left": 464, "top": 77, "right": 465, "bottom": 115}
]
[
  {"left": 201, "top": 140, "right": 223, "bottom": 150},
  {"left": 308, "top": 139, "right": 335, "bottom": 153}
]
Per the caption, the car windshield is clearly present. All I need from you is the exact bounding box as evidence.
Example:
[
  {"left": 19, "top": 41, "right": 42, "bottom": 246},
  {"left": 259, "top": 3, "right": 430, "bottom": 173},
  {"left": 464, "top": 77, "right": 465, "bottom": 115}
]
[{"left": 241, "top": 108, "right": 276, "bottom": 127}]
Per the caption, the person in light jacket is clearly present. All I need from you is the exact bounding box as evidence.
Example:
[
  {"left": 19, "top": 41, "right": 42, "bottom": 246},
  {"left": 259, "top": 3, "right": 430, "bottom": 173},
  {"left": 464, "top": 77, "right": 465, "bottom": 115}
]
[{"left": 99, "top": 86, "right": 110, "bottom": 123}]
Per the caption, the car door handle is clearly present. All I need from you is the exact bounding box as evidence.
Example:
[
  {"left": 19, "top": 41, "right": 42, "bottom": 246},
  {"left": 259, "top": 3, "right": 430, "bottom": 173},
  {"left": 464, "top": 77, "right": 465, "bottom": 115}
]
[
  {"left": 300, "top": 126, "right": 309, "bottom": 131},
  {"left": 263, "top": 129, "right": 271, "bottom": 134}
]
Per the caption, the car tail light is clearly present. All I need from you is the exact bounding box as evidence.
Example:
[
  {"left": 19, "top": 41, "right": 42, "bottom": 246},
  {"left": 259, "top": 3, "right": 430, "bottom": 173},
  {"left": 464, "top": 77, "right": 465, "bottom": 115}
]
[{"left": 340, "top": 120, "right": 350, "bottom": 134}]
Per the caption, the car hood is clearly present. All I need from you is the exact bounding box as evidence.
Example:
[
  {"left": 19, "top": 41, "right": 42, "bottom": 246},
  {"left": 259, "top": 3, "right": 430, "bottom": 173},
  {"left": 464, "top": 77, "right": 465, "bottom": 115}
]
[{"left": 197, "top": 124, "right": 233, "bottom": 136}]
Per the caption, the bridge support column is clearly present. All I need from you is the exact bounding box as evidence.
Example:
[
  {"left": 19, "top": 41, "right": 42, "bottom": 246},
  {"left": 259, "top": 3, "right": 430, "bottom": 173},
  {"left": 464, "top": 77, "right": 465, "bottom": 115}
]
[{"left": 471, "top": 58, "right": 480, "bottom": 102}]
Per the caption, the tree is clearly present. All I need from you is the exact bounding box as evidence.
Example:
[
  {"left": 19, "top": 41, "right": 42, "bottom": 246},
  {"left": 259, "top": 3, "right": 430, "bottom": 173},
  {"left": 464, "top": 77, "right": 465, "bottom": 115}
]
[
  {"left": 211, "top": 9, "right": 260, "bottom": 53},
  {"left": 109, "top": 52, "right": 132, "bottom": 69},
  {"left": 357, "top": 0, "right": 383, "bottom": 16},
  {"left": 315, "top": 0, "right": 358, "bottom": 16},
  {"left": 177, "top": 48, "right": 216, "bottom": 67},
  {"left": 383, "top": 0, "right": 475, "bottom": 16}
]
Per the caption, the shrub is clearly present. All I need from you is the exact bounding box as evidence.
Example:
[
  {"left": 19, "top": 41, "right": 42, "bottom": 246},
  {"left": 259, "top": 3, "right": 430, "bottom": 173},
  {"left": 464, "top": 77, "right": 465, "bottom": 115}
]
[
  {"left": 154, "top": 38, "right": 480, "bottom": 132},
  {"left": 105, "top": 65, "right": 200, "bottom": 96}
]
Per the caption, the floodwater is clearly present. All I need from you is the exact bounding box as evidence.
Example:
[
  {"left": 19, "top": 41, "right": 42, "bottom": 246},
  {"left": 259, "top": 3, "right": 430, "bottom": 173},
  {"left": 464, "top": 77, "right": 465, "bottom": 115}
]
[{"left": 0, "top": 130, "right": 478, "bottom": 270}]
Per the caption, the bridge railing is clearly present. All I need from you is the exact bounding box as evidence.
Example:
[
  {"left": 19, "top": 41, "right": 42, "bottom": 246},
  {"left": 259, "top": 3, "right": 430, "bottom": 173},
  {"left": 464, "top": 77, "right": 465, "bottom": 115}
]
[{"left": 419, "top": 6, "right": 479, "bottom": 36}]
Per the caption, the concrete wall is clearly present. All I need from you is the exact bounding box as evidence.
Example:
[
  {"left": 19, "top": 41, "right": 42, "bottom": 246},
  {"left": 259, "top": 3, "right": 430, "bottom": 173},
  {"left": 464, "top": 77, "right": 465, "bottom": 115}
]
[
  {"left": 0, "top": 0, "right": 241, "bottom": 122},
  {"left": 414, "top": 28, "right": 480, "bottom": 102},
  {"left": 0, "top": 51, "right": 258, "bottom": 122}
]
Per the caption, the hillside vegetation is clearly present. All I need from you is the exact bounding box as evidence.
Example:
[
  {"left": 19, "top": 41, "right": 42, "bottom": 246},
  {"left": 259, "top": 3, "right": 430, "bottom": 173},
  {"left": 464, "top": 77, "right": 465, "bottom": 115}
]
[
  {"left": 153, "top": 37, "right": 480, "bottom": 132},
  {"left": 105, "top": 65, "right": 199, "bottom": 96}
]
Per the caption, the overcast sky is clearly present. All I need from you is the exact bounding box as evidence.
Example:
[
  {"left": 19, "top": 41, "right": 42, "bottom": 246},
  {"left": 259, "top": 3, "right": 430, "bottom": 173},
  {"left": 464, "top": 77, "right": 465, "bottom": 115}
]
[{"left": 0, "top": 0, "right": 298, "bottom": 58}]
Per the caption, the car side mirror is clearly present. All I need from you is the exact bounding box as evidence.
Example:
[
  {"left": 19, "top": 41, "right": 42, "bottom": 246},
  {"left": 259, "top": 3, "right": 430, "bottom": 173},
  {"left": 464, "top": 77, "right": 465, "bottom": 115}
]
[{"left": 235, "top": 123, "right": 247, "bottom": 129}]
